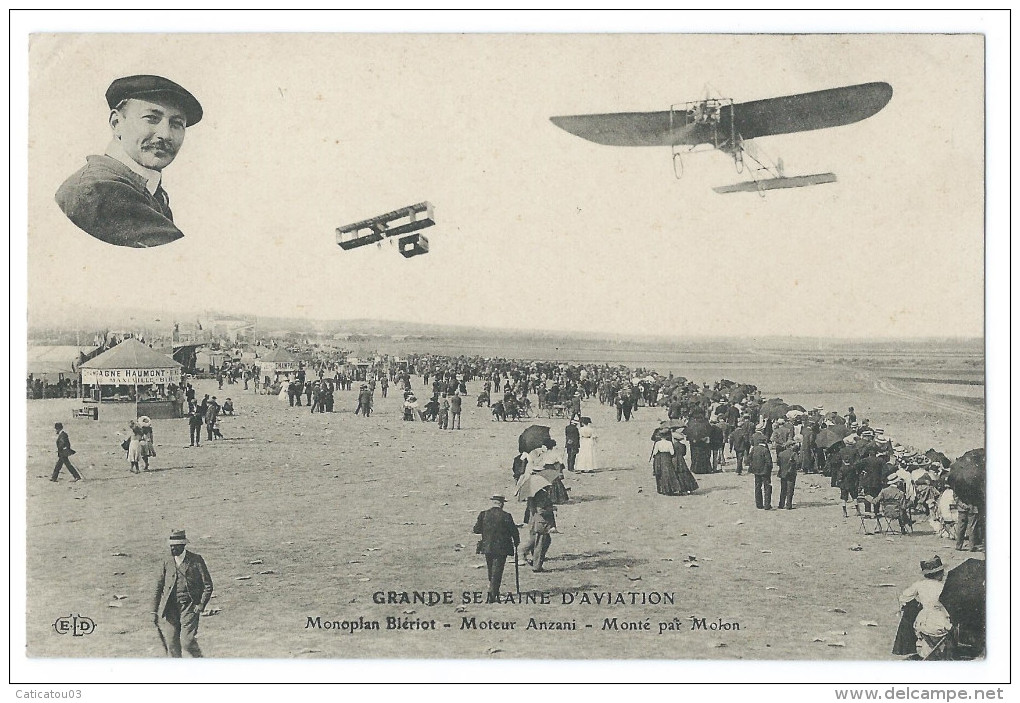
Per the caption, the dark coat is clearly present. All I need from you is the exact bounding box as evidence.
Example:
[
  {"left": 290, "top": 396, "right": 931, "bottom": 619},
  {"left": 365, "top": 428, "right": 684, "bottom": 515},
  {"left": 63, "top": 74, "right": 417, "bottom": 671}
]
[
  {"left": 856, "top": 455, "right": 888, "bottom": 497},
  {"left": 564, "top": 423, "right": 580, "bottom": 449},
  {"left": 730, "top": 427, "right": 750, "bottom": 452},
  {"left": 152, "top": 551, "right": 214, "bottom": 617},
  {"left": 55, "top": 155, "right": 183, "bottom": 248},
  {"left": 747, "top": 444, "right": 774, "bottom": 476},
  {"left": 777, "top": 447, "right": 799, "bottom": 478},
  {"left": 55, "top": 430, "right": 75, "bottom": 458},
  {"left": 473, "top": 507, "right": 520, "bottom": 557}
]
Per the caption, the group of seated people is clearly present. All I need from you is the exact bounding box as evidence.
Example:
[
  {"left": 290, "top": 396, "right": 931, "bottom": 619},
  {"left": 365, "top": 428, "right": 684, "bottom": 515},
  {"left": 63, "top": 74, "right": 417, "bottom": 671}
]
[{"left": 490, "top": 393, "right": 531, "bottom": 421}]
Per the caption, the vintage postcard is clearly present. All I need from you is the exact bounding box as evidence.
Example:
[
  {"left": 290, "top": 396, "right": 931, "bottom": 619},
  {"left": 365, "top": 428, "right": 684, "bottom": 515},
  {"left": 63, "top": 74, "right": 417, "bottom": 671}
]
[{"left": 12, "top": 17, "right": 1009, "bottom": 690}]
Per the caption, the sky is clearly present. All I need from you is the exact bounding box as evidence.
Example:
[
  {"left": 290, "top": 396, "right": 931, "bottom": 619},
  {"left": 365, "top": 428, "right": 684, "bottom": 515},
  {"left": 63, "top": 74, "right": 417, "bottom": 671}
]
[{"left": 25, "top": 29, "right": 987, "bottom": 339}]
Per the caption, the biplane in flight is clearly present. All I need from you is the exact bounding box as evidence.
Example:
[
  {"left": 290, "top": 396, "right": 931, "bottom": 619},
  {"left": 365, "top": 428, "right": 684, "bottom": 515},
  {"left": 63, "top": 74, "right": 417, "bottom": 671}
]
[
  {"left": 549, "top": 82, "right": 893, "bottom": 194},
  {"left": 336, "top": 201, "right": 434, "bottom": 258}
]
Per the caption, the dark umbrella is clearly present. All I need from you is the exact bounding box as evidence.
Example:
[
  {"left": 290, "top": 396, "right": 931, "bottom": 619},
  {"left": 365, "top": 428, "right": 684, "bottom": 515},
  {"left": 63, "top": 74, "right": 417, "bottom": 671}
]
[
  {"left": 815, "top": 425, "right": 851, "bottom": 449},
  {"left": 939, "top": 558, "right": 985, "bottom": 653},
  {"left": 518, "top": 425, "right": 553, "bottom": 454},
  {"left": 787, "top": 404, "right": 806, "bottom": 412},
  {"left": 948, "top": 449, "right": 985, "bottom": 509},
  {"left": 761, "top": 403, "right": 792, "bottom": 421},
  {"left": 925, "top": 449, "right": 952, "bottom": 469},
  {"left": 684, "top": 417, "right": 712, "bottom": 443}
]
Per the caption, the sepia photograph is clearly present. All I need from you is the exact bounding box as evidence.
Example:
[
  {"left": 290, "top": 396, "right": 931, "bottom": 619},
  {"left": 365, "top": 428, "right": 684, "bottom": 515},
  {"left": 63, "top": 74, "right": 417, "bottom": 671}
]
[{"left": 10, "top": 10, "right": 1010, "bottom": 695}]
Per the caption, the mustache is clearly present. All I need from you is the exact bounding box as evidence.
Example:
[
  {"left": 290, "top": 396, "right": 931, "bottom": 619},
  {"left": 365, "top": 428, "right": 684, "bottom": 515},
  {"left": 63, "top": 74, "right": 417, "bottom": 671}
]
[{"left": 142, "top": 140, "right": 177, "bottom": 153}]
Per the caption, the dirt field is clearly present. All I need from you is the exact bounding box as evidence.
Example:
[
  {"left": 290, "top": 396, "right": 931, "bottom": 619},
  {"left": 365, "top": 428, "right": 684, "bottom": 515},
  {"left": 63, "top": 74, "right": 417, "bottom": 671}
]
[{"left": 26, "top": 353, "right": 984, "bottom": 660}]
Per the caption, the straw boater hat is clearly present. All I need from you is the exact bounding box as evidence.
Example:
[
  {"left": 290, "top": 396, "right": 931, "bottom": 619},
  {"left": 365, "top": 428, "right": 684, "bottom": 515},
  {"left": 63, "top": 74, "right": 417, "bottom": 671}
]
[
  {"left": 921, "top": 555, "right": 944, "bottom": 576},
  {"left": 169, "top": 529, "right": 188, "bottom": 545},
  {"left": 887, "top": 472, "right": 901, "bottom": 485},
  {"left": 491, "top": 495, "right": 506, "bottom": 504},
  {"left": 138, "top": 416, "right": 152, "bottom": 427}
]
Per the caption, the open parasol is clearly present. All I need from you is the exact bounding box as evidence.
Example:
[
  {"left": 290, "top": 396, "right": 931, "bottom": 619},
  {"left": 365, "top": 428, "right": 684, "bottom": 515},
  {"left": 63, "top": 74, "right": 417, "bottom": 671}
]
[
  {"left": 947, "top": 449, "right": 985, "bottom": 509},
  {"left": 518, "top": 425, "right": 554, "bottom": 455},
  {"left": 925, "top": 448, "right": 952, "bottom": 469},
  {"left": 761, "top": 402, "right": 792, "bottom": 421},
  {"left": 815, "top": 425, "right": 851, "bottom": 449},
  {"left": 939, "top": 558, "right": 985, "bottom": 654},
  {"left": 683, "top": 417, "right": 713, "bottom": 443}
]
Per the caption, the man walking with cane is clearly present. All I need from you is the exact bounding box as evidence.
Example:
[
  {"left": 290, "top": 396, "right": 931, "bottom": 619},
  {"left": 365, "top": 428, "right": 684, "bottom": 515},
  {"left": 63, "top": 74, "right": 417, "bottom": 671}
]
[
  {"left": 151, "top": 529, "right": 214, "bottom": 657},
  {"left": 472, "top": 495, "right": 519, "bottom": 604}
]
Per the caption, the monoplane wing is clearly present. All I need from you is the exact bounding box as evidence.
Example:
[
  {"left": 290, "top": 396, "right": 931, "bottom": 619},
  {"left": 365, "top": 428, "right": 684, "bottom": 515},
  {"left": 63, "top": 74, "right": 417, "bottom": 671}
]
[
  {"left": 722, "top": 82, "right": 893, "bottom": 140},
  {"left": 550, "top": 82, "right": 892, "bottom": 147},
  {"left": 549, "top": 112, "right": 695, "bottom": 147}
]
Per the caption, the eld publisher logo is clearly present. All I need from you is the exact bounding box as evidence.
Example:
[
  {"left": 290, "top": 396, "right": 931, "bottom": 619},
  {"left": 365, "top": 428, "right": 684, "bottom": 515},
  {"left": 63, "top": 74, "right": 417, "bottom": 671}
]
[{"left": 53, "top": 614, "right": 95, "bottom": 637}]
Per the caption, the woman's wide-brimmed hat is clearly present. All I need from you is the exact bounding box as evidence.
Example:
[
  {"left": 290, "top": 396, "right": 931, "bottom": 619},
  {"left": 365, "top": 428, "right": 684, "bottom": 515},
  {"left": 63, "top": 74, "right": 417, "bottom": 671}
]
[
  {"left": 921, "top": 555, "right": 944, "bottom": 576},
  {"left": 138, "top": 416, "right": 151, "bottom": 427}
]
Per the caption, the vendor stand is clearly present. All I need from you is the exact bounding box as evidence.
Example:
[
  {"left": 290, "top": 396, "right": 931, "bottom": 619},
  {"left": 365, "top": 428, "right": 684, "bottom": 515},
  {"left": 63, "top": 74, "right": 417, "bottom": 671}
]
[{"left": 78, "top": 338, "right": 184, "bottom": 420}]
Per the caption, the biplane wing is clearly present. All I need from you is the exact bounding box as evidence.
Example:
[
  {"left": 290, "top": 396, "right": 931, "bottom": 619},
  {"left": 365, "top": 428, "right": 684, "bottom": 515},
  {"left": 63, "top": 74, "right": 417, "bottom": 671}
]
[{"left": 549, "top": 82, "right": 892, "bottom": 147}]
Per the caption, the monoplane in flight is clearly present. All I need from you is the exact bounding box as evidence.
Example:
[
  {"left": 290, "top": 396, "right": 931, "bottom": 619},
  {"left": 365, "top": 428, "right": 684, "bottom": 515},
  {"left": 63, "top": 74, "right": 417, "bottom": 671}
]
[{"left": 550, "top": 82, "right": 893, "bottom": 194}]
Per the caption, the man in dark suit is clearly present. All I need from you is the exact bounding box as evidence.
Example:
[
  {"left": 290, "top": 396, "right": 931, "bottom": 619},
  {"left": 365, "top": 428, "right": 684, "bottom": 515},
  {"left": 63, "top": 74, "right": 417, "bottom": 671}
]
[
  {"left": 777, "top": 441, "right": 800, "bottom": 510},
  {"left": 747, "top": 437, "right": 774, "bottom": 510},
  {"left": 472, "top": 496, "right": 520, "bottom": 603},
  {"left": 564, "top": 421, "right": 580, "bottom": 472},
  {"left": 730, "top": 419, "right": 752, "bottom": 475},
  {"left": 55, "top": 75, "right": 203, "bottom": 248},
  {"left": 188, "top": 404, "right": 204, "bottom": 447},
  {"left": 151, "top": 529, "right": 214, "bottom": 657},
  {"left": 50, "top": 423, "right": 82, "bottom": 482}
]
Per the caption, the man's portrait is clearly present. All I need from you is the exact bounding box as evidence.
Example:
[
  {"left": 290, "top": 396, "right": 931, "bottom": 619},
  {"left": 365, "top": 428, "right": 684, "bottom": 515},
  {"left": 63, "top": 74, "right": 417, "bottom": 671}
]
[{"left": 54, "top": 74, "right": 202, "bottom": 248}]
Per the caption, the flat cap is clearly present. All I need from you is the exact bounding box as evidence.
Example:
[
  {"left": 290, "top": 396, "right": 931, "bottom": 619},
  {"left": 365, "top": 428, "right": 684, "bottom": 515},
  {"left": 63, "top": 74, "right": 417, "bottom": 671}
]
[{"left": 106, "top": 75, "right": 203, "bottom": 126}]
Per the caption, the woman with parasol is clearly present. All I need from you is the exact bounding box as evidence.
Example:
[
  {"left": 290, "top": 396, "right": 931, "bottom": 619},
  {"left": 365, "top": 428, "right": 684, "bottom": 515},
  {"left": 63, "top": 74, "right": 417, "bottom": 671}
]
[
  {"left": 138, "top": 416, "right": 156, "bottom": 471},
  {"left": 125, "top": 420, "right": 144, "bottom": 474}
]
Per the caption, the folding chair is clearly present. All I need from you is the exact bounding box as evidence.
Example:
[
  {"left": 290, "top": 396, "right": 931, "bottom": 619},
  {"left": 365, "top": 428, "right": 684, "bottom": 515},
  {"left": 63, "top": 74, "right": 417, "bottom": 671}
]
[
  {"left": 855, "top": 497, "right": 876, "bottom": 534},
  {"left": 935, "top": 500, "right": 958, "bottom": 540},
  {"left": 877, "top": 513, "right": 908, "bottom": 535},
  {"left": 921, "top": 632, "right": 954, "bottom": 661}
]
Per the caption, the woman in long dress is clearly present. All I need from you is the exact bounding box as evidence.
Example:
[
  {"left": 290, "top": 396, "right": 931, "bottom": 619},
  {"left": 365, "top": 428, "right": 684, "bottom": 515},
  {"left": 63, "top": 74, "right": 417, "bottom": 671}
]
[
  {"left": 671, "top": 432, "right": 699, "bottom": 495},
  {"left": 650, "top": 430, "right": 683, "bottom": 495},
  {"left": 684, "top": 412, "right": 714, "bottom": 475},
  {"left": 126, "top": 421, "right": 143, "bottom": 474},
  {"left": 575, "top": 417, "right": 598, "bottom": 472},
  {"left": 138, "top": 417, "right": 156, "bottom": 471},
  {"left": 544, "top": 459, "right": 571, "bottom": 504}
]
